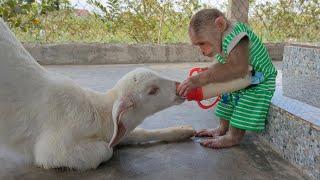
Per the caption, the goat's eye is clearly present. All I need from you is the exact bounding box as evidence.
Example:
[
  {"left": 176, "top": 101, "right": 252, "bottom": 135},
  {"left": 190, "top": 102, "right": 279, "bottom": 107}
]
[{"left": 148, "top": 86, "right": 159, "bottom": 95}]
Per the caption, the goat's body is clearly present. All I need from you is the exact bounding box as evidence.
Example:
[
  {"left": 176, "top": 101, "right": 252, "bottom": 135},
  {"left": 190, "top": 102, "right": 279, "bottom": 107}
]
[
  {"left": 0, "top": 19, "right": 194, "bottom": 170},
  {"left": 0, "top": 20, "right": 49, "bottom": 157},
  {"left": 0, "top": 19, "right": 110, "bottom": 162}
]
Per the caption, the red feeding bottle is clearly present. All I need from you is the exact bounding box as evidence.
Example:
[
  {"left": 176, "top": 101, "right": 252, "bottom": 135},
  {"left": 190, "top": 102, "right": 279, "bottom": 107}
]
[
  {"left": 184, "top": 67, "right": 252, "bottom": 109},
  {"left": 185, "top": 68, "right": 221, "bottom": 109}
]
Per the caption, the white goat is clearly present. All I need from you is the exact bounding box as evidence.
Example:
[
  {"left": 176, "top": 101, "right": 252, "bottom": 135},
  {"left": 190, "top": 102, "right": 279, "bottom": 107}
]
[{"left": 0, "top": 18, "right": 195, "bottom": 170}]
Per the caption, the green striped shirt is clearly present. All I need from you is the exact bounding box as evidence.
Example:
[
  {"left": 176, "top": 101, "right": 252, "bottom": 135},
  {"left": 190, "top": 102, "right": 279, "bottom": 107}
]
[{"left": 217, "top": 22, "right": 277, "bottom": 91}]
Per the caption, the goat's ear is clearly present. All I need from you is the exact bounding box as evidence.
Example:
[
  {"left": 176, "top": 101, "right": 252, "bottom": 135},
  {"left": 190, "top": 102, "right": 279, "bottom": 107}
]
[{"left": 109, "top": 96, "right": 134, "bottom": 148}]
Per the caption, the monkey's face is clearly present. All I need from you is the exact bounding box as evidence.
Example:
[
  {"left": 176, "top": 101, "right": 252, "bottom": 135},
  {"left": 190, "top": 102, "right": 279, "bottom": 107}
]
[
  {"left": 197, "top": 41, "right": 214, "bottom": 57},
  {"left": 188, "top": 30, "right": 220, "bottom": 58}
]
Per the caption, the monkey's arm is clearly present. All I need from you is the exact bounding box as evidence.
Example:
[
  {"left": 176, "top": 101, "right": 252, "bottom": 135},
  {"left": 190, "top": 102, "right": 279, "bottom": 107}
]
[{"left": 194, "top": 37, "right": 250, "bottom": 86}]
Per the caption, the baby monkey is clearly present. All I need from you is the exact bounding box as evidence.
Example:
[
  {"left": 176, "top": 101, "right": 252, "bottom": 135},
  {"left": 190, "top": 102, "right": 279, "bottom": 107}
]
[{"left": 178, "top": 8, "right": 277, "bottom": 149}]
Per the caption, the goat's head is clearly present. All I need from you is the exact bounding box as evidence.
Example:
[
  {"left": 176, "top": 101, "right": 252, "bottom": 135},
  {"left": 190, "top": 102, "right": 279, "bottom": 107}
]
[{"left": 109, "top": 68, "right": 184, "bottom": 147}]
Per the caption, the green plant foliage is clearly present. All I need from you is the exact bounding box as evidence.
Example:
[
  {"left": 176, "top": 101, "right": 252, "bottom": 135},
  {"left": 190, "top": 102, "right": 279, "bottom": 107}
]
[
  {"left": 0, "top": 0, "right": 318, "bottom": 43},
  {"left": 249, "top": 0, "right": 319, "bottom": 42},
  {"left": 87, "top": 0, "right": 203, "bottom": 43}
]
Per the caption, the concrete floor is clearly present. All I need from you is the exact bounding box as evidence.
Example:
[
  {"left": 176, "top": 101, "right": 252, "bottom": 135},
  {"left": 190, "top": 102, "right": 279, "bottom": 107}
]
[{"left": 0, "top": 63, "right": 308, "bottom": 180}]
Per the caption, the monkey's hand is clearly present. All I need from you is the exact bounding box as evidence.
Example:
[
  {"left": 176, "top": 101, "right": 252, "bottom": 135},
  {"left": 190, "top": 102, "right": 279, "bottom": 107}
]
[{"left": 177, "top": 75, "right": 204, "bottom": 97}]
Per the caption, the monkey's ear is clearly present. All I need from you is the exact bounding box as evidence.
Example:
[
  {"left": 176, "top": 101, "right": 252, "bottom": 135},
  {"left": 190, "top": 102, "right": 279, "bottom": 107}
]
[{"left": 215, "top": 16, "right": 227, "bottom": 32}]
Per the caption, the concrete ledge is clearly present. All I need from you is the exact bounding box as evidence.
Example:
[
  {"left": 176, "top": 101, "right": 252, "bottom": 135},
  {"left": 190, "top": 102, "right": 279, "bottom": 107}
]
[
  {"left": 23, "top": 43, "right": 211, "bottom": 65},
  {"left": 282, "top": 45, "right": 320, "bottom": 108},
  {"left": 259, "top": 70, "right": 320, "bottom": 180},
  {"left": 22, "top": 43, "right": 284, "bottom": 65},
  {"left": 261, "top": 104, "right": 319, "bottom": 180},
  {"left": 265, "top": 43, "right": 284, "bottom": 61}
]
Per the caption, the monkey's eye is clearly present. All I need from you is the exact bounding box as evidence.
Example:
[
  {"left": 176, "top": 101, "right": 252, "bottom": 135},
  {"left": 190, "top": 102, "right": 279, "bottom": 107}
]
[{"left": 148, "top": 85, "right": 160, "bottom": 95}]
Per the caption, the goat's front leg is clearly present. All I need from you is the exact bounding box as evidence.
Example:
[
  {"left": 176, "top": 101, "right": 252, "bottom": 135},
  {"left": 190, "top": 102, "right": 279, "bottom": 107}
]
[
  {"left": 120, "top": 125, "right": 195, "bottom": 145},
  {"left": 35, "top": 134, "right": 113, "bottom": 170}
]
